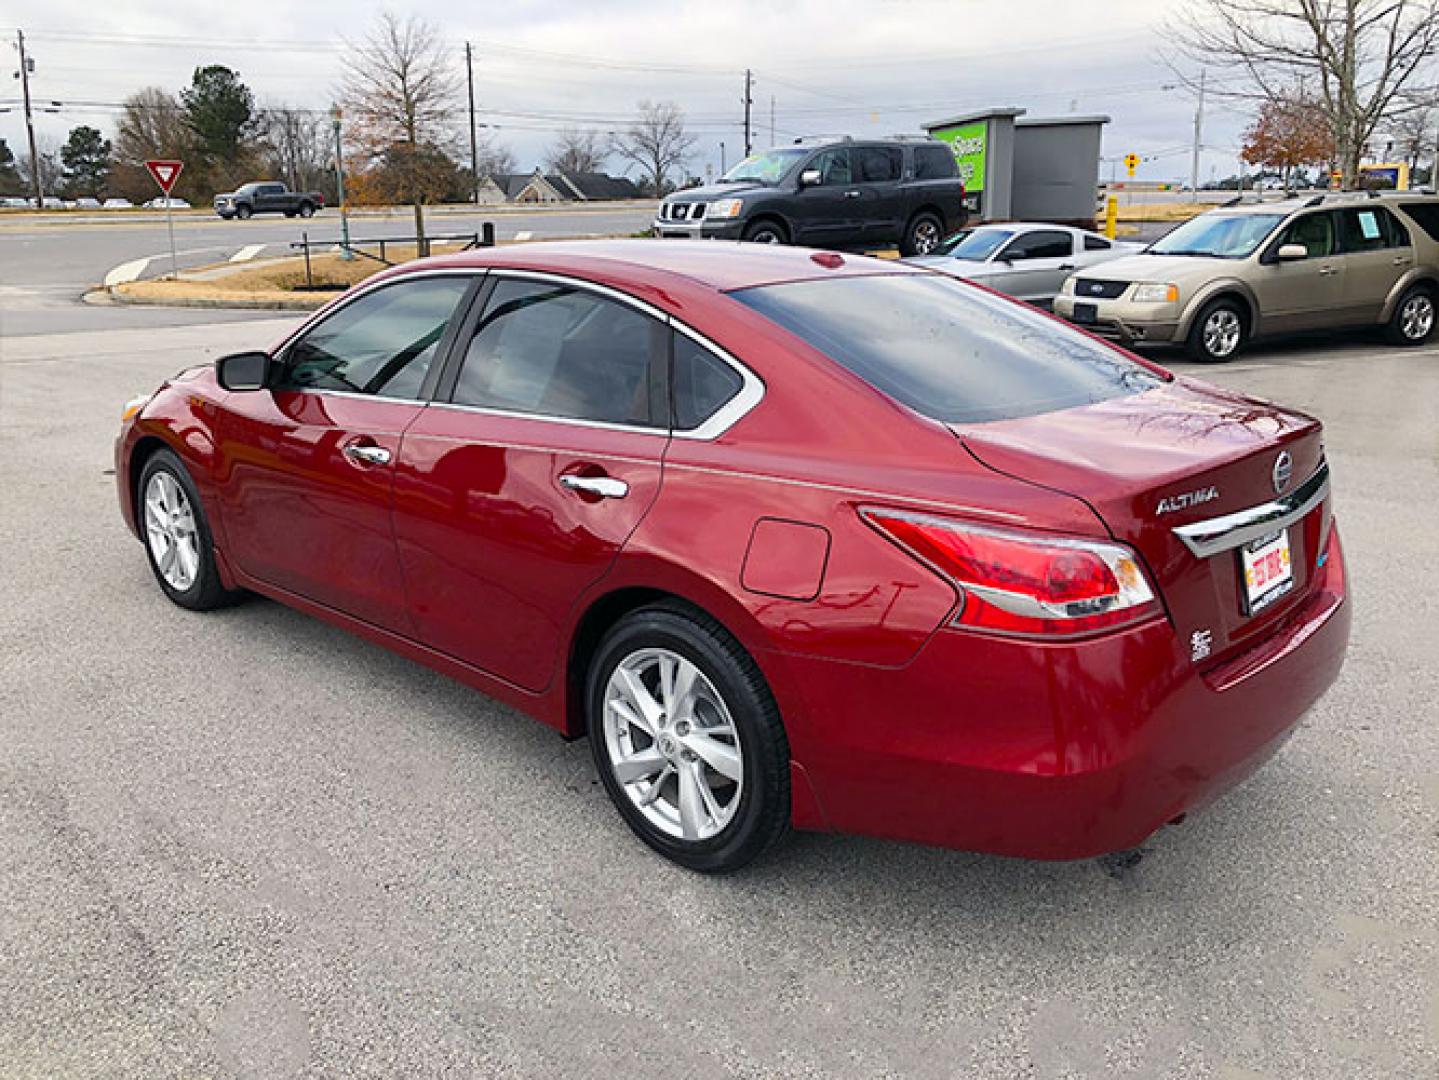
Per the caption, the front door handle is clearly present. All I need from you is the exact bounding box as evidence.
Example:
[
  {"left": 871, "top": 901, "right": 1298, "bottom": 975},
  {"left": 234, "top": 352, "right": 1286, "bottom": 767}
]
[
  {"left": 843, "top": 190, "right": 862, "bottom": 199},
  {"left": 1393, "top": 255, "right": 1412, "bottom": 266},
  {"left": 560, "top": 474, "right": 629, "bottom": 499},
  {"left": 1318, "top": 265, "right": 1338, "bottom": 277},
  {"left": 343, "top": 442, "right": 392, "bottom": 466}
]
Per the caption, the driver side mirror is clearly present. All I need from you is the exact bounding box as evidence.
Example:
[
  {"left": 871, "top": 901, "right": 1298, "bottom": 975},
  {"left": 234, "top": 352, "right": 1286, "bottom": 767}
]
[
  {"left": 216, "top": 350, "right": 275, "bottom": 391},
  {"left": 1276, "top": 243, "right": 1308, "bottom": 261},
  {"left": 799, "top": 169, "right": 822, "bottom": 188}
]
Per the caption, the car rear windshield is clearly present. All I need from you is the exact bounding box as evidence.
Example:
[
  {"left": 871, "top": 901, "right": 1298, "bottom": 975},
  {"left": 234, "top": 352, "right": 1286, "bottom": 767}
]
[{"left": 732, "top": 274, "right": 1164, "bottom": 423}]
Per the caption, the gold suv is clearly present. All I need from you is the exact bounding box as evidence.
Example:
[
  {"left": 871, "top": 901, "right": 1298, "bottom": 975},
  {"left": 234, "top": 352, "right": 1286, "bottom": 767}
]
[{"left": 1054, "top": 192, "right": 1439, "bottom": 361}]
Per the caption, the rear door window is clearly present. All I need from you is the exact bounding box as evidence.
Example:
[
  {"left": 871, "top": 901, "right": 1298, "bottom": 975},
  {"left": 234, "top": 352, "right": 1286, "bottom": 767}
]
[
  {"left": 672, "top": 333, "right": 743, "bottom": 430},
  {"left": 732, "top": 273, "right": 1162, "bottom": 424},
  {"left": 855, "top": 147, "right": 901, "bottom": 183},
  {"left": 1338, "top": 207, "right": 1406, "bottom": 251}
]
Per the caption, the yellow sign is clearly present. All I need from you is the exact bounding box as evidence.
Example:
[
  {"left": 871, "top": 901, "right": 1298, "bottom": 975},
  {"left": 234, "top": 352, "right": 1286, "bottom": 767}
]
[{"left": 1124, "top": 153, "right": 1140, "bottom": 178}]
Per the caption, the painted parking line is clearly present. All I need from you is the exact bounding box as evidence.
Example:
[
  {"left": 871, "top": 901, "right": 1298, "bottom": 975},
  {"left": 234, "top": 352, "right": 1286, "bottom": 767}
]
[
  {"left": 513, "top": 231, "right": 533, "bottom": 241},
  {"left": 230, "top": 244, "right": 267, "bottom": 263},
  {"left": 103, "top": 257, "right": 151, "bottom": 287}
]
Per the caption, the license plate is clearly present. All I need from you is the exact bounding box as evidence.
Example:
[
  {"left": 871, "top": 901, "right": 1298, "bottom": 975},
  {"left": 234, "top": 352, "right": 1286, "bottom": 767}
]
[
  {"left": 1072, "top": 302, "right": 1097, "bottom": 325},
  {"left": 1240, "top": 529, "right": 1293, "bottom": 614}
]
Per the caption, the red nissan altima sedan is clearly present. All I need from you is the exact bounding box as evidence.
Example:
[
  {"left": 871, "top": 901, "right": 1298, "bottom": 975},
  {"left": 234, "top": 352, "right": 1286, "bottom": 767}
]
[{"left": 115, "top": 241, "right": 1349, "bottom": 871}]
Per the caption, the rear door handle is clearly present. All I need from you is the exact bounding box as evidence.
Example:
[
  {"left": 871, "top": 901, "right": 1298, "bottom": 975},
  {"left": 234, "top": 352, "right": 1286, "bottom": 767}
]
[
  {"left": 560, "top": 474, "right": 629, "bottom": 499},
  {"left": 1318, "top": 265, "right": 1338, "bottom": 276},
  {"left": 343, "top": 442, "right": 392, "bottom": 466},
  {"left": 844, "top": 190, "right": 862, "bottom": 199}
]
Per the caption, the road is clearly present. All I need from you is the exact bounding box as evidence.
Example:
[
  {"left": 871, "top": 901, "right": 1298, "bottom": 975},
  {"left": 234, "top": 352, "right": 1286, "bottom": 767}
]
[
  {"left": 2, "top": 283, "right": 1436, "bottom": 1077},
  {"left": 0, "top": 203, "right": 659, "bottom": 338}
]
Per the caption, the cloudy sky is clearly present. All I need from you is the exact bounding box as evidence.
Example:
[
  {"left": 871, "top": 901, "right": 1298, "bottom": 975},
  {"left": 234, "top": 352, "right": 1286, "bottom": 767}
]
[{"left": 3, "top": 0, "right": 1258, "bottom": 184}]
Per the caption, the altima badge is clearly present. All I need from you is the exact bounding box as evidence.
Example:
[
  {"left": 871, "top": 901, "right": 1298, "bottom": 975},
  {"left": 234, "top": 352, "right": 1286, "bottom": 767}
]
[{"left": 1157, "top": 486, "right": 1219, "bottom": 515}]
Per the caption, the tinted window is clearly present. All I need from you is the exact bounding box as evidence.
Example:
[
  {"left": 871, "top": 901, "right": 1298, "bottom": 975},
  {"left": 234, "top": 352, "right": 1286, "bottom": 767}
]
[
  {"left": 1396, "top": 201, "right": 1439, "bottom": 242},
  {"left": 262, "top": 184, "right": 285, "bottom": 195},
  {"left": 1083, "top": 234, "right": 1111, "bottom": 251},
  {"left": 280, "top": 277, "right": 470, "bottom": 398},
  {"left": 1275, "top": 212, "right": 1335, "bottom": 257},
  {"left": 810, "top": 148, "right": 852, "bottom": 185},
  {"left": 1338, "top": 207, "right": 1405, "bottom": 251},
  {"left": 856, "top": 147, "right": 901, "bottom": 183},
  {"left": 1001, "top": 230, "right": 1073, "bottom": 260},
  {"left": 914, "top": 145, "right": 957, "bottom": 180},
  {"left": 673, "top": 334, "right": 742, "bottom": 430},
  {"left": 733, "top": 274, "right": 1162, "bottom": 424},
  {"left": 453, "top": 279, "right": 662, "bottom": 426}
]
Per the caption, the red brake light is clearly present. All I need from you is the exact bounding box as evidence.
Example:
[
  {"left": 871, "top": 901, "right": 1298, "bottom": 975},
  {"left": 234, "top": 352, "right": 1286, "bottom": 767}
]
[{"left": 863, "top": 508, "right": 1163, "bottom": 638}]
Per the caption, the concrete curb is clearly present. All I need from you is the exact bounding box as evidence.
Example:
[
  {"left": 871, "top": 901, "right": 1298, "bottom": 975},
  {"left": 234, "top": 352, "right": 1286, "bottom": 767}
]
[{"left": 97, "top": 286, "right": 332, "bottom": 312}]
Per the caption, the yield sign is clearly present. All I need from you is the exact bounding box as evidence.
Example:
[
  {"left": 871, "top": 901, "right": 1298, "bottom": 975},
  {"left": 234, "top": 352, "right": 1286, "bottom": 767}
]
[{"left": 145, "top": 159, "right": 184, "bottom": 195}]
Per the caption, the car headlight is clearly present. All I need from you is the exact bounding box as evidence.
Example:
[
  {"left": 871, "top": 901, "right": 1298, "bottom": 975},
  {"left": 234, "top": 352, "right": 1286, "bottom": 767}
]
[
  {"left": 1132, "top": 283, "right": 1179, "bottom": 304},
  {"left": 707, "top": 198, "right": 744, "bottom": 219}
]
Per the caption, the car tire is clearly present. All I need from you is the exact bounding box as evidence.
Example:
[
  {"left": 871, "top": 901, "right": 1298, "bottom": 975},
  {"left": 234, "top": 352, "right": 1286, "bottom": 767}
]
[
  {"left": 586, "top": 601, "right": 790, "bottom": 872},
  {"left": 900, "top": 211, "right": 944, "bottom": 257},
  {"left": 1384, "top": 284, "right": 1436, "bottom": 346},
  {"left": 741, "top": 218, "right": 788, "bottom": 245},
  {"left": 137, "top": 448, "right": 243, "bottom": 612},
  {"left": 298, "top": 202, "right": 315, "bottom": 219},
  {"left": 1186, "top": 298, "right": 1247, "bottom": 362},
  {"left": 235, "top": 205, "right": 252, "bottom": 220}
]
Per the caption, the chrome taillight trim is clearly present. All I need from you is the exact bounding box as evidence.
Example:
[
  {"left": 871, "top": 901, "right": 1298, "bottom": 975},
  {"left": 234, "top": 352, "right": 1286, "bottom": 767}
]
[{"left": 1173, "top": 460, "right": 1330, "bottom": 558}]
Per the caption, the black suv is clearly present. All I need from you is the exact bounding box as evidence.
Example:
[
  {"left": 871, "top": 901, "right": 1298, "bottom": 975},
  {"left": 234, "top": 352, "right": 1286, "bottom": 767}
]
[{"left": 654, "top": 137, "right": 968, "bottom": 255}]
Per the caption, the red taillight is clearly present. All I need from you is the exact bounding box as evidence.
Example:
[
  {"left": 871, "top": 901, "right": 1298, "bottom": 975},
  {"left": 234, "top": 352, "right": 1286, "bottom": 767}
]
[{"left": 863, "top": 508, "right": 1163, "bottom": 638}]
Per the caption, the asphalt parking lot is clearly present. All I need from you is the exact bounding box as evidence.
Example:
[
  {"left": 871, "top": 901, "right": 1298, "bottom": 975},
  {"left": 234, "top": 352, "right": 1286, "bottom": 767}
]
[{"left": 2, "top": 312, "right": 1437, "bottom": 1078}]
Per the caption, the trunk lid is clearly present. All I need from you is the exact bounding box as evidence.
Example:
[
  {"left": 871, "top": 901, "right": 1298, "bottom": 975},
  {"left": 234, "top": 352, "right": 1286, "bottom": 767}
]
[{"left": 953, "top": 377, "right": 1330, "bottom": 662}]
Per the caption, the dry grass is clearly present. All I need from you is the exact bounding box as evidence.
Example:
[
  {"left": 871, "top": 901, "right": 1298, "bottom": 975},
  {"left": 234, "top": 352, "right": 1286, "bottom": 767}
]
[{"left": 1114, "top": 201, "right": 1213, "bottom": 223}]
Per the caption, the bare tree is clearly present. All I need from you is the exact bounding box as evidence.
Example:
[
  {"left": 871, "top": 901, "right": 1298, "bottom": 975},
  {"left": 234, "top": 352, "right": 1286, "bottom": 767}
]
[
  {"left": 612, "top": 101, "right": 695, "bottom": 196},
  {"left": 1172, "top": 0, "right": 1439, "bottom": 187},
  {"left": 545, "top": 127, "right": 608, "bottom": 175},
  {"left": 1389, "top": 101, "right": 1437, "bottom": 172},
  {"left": 112, "top": 87, "right": 196, "bottom": 201},
  {"left": 475, "top": 133, "right": 515, "bottom": 179},
  {"left": 260, "top": 105, "right": 333, "bottom": 200},
  {"left": 340, "top": 11, "right": 461, "bottom": 251}
]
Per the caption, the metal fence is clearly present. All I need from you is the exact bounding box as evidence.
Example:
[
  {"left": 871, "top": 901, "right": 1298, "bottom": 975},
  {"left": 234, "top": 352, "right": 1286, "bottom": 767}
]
[{"left": 289, "top": 223, "right": 497, "bottom": 288}]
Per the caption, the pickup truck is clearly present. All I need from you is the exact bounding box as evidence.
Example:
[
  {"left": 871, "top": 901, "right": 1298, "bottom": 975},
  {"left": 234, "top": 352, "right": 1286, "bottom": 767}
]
[
  {"left": 654, "top": 136, "right": 968, "bottom": 255},
  {"left": 214, "top": 182, "right": 324, "bottom": 220}
]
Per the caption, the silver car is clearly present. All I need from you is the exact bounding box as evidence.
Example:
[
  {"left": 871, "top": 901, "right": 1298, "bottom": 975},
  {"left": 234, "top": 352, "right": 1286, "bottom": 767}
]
[{"left": 906, "top": 223, "right": 1143, "bottom": 308}]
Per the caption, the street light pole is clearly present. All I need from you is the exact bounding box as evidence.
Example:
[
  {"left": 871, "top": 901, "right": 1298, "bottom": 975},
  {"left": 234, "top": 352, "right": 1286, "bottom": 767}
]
[
  {"left": 330, "top": 105, "right": 353, "bottom": 261},
  {"left": 1189, "top": 69, "right": 1206, "bottom": 194},
  {"left": 16, "top": 30, "right": 42, "bottom": 206},
  {"left": 465, "top": 42, "right": 479, "bottom": 204}
]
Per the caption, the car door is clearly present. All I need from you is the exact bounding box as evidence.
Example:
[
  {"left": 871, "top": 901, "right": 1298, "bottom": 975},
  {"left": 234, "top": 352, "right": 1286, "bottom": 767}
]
[
  {"left": 1334, "top": 206, "right": 1413, "bottom": 324},
  {"left": 391, "top": 273, "right": 670, "bottom": 692},
  {"left": 852, "top": 145, "right": 906, "bottom": 244},
  {"left": 216, "top": 273, "right": 477, "bottom": 632},
  {"left": 1249, "top": 211, "right": 1345, "bottom": 334},
  {"left": 791, "top": 148, "right": 860, "bottom": 247},
  {"left": 260, "top": 183, "right": 286, "bottom": 212},
  {"left": 992, "top": 229, "right": 1079, "bottom": 305}
]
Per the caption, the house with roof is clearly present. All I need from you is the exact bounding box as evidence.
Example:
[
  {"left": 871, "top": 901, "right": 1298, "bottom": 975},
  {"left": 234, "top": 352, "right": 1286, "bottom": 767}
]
[{"left": 480, "top": 169, "right": 642, "bottom": 204}]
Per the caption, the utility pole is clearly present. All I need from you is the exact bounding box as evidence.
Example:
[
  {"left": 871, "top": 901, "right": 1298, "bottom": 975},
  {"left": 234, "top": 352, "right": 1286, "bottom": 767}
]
[
  {"left": 16, "top": 30, "right": 42, "bottom": 205},
  {"left": 1189, "top": 69, "right": 1206, "bottom": 194},
  {"left": 465, "top": 42, "right": 479, "bottom": 204},
  {"left": 330, "top": 105, "right": 353, "bottom": 261},
  {"left": 742, "top": 69, "right": 753, "bottom": 158}
]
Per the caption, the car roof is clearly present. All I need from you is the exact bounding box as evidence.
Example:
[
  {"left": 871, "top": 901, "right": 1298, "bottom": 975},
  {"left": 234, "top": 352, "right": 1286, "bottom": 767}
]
[{"left": 409, "top": 239, "right": 923, "bottom": 293}]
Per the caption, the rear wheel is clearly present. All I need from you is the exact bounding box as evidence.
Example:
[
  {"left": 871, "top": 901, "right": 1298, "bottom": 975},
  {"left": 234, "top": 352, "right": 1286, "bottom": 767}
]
[
  {"left": 235, "top": 204, "right": 252, "bottom": 220},
  {"left": 137, "top": 449, "right": 243, "bottom": 611},
  {"left": 900, "top": 211, "right": 944, "bottom": 256},
  {"left": 298, "top": 202, "right": 316, "bottom": 218},
  {"left": 1385, "top": 284, "right": 1436, "bottom": 346},
  {"left": 587, "top": 603, "right": 790, "bottom": 872},
  {"left": 1186, "top": 298, "right": 1247, "bottom": 362},
  {"left": 741, "top": 218, "right": 788, "bottom": 245}
]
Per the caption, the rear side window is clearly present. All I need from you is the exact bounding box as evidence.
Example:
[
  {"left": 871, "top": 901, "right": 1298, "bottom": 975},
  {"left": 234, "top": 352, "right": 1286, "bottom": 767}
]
[
  {"left": 1083, "top": 235, "right": 1110, "bottom": 251},
  {"left": 672, "top": 333, "right": 742, "bottom": 430},
  {"left": 1338, "top": 207, "right": 1405, "bottom": 251},
  {"left": 1396, "top": 201, "right": 1439, "bottom": 242},
  {"left": 914, "top": 145, "right": 957, "bottom": 180},
  {"left": 732, "top": 274, "right": 1162, "bottom": 424},
  {"left": 452, "top": 279, "right": 664, "bottom": 427},
  {"left": 855, "top": 147, "right": 901, "bottom": 183}
]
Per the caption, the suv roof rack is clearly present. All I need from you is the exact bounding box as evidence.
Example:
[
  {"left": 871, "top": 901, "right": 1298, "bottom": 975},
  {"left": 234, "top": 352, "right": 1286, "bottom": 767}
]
[{"left": 791, "top": 134, "right": 852, "bottom": 145}]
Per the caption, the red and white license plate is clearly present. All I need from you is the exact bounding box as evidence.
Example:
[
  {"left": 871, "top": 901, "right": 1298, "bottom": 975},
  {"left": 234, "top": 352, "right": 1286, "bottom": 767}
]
[{"left": 1241, "top": 529, "right": 1294, "bottom": 614}]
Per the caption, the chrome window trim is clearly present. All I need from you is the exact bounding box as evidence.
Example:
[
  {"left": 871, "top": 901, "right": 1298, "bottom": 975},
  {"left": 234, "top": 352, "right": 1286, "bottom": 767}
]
[
  {"left": 1173, "top": 460, "right": 1330, "bottom": 558},
  {"left": 443, "top": 268, "right": 765, "bottom": 442}
]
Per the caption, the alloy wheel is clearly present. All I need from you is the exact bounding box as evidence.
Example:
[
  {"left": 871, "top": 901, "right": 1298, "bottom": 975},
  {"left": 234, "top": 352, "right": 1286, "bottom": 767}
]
[
  {"left": 1203, "top": 308, "right": 1242, "bottom": 358},
  {"left": 1400, "top": 294, "right": 1434, "bottom": 341},
  {"left": 143, "top": 471, "right": 201, "bottom": 592},
  {"left": 912, "top": 219, "right": 941, "bottom": 254},
  {"left": 602, "top": 647, "right": 744, "bottom": 842}
]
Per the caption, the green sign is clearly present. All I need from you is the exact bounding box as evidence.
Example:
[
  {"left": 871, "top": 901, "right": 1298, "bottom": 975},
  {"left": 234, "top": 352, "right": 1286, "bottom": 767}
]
[{"left": 931, "top": 120, "right": 987, "bottom": 192}]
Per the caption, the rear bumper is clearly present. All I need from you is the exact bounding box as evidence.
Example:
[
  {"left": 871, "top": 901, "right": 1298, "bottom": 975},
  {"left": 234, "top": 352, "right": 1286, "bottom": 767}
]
[{"left": 777, "top": 528, "right": 1350, "bottom": 859}]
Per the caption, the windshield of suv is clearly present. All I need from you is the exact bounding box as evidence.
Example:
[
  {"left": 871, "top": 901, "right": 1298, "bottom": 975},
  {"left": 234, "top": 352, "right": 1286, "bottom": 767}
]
[
  {"left": 733, "top": 273, "right": 1164, "bottom": 423},
  {"left": 1149, "top": 212, "right": 1287, "bottom": 258},
  {"left": 933, "top": 228, "right": 1013, "bottom": 261},
  {"left": 721, "top": 149, "right": 807, "bottom": 184}
]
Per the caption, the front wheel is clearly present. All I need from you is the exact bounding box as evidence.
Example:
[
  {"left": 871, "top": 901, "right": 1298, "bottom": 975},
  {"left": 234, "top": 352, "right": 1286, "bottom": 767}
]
[
  {"left": 1385, "top": 285, "right": 1436, "bottom": 346},
  {"left": 741, "top": 219, "right": 788, "bottom": 245},
  {"left": 1186, "top": 298, "right": 1247, "bottom": 362},
  {"left": 235, "top": 204, "right": 252, "bottom": 220},
  {"left": 900, "top": 211, "right": 944, "bottom": 256},
  {"left": 587, "top": 603, "right": 790, "bottom": 872},
  {"left": 137, "top": 449, "right": 243, "bottom": 611}
]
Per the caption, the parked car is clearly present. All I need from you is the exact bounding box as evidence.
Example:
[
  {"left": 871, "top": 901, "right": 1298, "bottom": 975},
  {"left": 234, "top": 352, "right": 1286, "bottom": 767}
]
[
  {"left": 214, "top": 181, "right": 323, "bottom": 220},
  {"left": 40, "top": 196, "right": 66, "bottom": 210},
  {"left": 654, "top": 137, "right": 968, "bottom": 255},
  {"left": 1054, "top": 192, "right": 1439, "bottom": 360},
  {"left": 145, "top": 196, "right": 191, "bottom": 210},
  {"left": 0, "top": 196, "right": 31, "bottom": 209},
  {"left": 906, "top": 223, "right": 1145, "bottom": 308},
  {"left": 116, "top": 240, "right": 1349, "bottom": 871},
  {"left": 102, "top": 198, "right": 135, "bottom": 209},
  {"left": 74, "top": 197, "right": 102, "bottom": 209}
]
